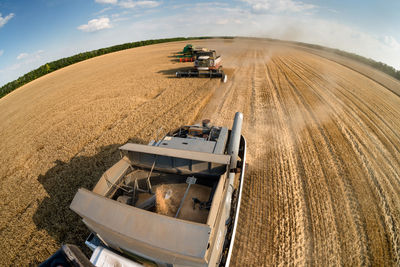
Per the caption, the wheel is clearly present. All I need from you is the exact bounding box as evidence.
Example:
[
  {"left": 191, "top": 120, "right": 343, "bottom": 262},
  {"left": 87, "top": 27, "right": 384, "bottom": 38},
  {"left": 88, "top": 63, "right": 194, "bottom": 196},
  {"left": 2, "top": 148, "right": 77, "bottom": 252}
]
[{"left": 221, "top": 73, "right": 227, "bottom": 83}]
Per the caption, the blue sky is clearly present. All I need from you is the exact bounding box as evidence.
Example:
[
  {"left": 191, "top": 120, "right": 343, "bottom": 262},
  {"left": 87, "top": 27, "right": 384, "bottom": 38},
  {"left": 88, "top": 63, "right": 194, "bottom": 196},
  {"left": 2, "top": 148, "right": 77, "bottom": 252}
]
[{"left": 1, "top": 0, "right": 400, "bottom": 86}]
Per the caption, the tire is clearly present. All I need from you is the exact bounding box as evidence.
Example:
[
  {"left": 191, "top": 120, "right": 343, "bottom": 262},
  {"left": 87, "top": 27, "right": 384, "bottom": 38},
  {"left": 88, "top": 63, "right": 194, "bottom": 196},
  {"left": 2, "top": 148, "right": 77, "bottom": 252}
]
[{"left": 222, "top": 73, "right": 228, "bottom": 83}]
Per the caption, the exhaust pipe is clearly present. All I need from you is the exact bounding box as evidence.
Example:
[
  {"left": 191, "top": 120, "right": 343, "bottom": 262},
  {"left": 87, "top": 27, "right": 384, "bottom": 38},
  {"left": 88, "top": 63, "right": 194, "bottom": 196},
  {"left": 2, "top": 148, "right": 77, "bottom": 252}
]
[{"left": 227, "top": 112, "right": 243, "bottom": 171}]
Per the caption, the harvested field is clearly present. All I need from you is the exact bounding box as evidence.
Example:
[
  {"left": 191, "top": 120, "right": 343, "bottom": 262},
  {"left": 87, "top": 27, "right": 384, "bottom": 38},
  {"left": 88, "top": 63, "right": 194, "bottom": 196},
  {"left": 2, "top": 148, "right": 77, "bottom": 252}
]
[{"left": 0, "top": 38, "right": 400, "bottom": 266}]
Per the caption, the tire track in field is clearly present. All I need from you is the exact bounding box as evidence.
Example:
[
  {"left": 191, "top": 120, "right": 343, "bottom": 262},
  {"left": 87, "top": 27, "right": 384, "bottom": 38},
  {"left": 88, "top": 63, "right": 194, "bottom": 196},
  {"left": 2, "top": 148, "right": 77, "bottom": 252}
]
[
  {"left": 273, "top": 57, "right": 343, "bottom": 265},
  {"left": 286, "top": 55, "right": 400, "bottom": 204},
  {"left": 289, "top": 54, "right": 400, "bottom": 211},
  {"left": 222, "top": 45, "right": 400, "bottom": 266},
  {"left": 278, "top": 52, "right": 399, "bottom": 265},
  {"left": 284, "top": 52, "right": 400, "bottom": 181},
  {"left": 248, "top": 50, "right": 309, "bottom": 265},
  {"left": 274, "top": 55, "right": 371, "bottom": 265},
  {"left": 282, "top": 52, "right": 388, "bottom": 266},
  {"left": 292, "top": 52, "right": 400, "bottom": 154},
  {"left": 271, "top": 57, "right": 345, "bottom": 265},
  {"left": 262, "top": 57, "right": 312, "bottom": 266},
  {"left": 282, "top": 55, "right": 376, "bottom": 264},
  {"left": 308, "top": 59, "right": 400, "bottom": 191}
]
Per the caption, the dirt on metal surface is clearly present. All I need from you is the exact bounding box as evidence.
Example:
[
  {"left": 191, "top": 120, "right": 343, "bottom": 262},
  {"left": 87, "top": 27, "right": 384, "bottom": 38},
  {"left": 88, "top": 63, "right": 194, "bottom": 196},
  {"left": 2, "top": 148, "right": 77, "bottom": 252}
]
[{"left": 0, "top": 38, "right": 399, "bottom": 266}]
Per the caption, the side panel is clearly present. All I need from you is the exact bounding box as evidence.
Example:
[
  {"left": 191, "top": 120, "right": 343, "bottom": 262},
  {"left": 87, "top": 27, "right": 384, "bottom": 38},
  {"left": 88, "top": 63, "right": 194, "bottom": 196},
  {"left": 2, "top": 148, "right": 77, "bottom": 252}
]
[
  {"left": 119, "top": 143, "right": 231, "bottom": 164},
  {"left": 120, "top": 143, "right": 229, "bottom": 176},
  {"left": 225, "top": 136, "right": 247, "bottom": 266},
  {"left": 206, "top": 174, "right": 226, "bottom": 227},
  {"left": 207, "top": 136, "right": 247, "bottom": 266},
  {"left": 93, "top": 157, "right": 131, "bottom": 197},
  {"left": 70, "top": 189, "right": 211, "bottom": 266},
  {"left": 83, "top": 219, "right": 207, "bottom": 267},
  {"left": 206, "top": 177, "right": 233, "bottom": 266}
]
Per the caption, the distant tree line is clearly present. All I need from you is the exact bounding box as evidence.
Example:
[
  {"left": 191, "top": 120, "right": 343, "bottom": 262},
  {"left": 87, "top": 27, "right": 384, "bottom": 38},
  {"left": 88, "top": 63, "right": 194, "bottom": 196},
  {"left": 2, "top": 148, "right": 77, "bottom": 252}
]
[
  {"left": 291, "top": 41, "right": 400, "bottom": 82},
  {"left": 0, "top": 37, "right": 214, "bottom": 99},
  {"left": 1, "top": 36, "right": 398, "bottom": 99}
]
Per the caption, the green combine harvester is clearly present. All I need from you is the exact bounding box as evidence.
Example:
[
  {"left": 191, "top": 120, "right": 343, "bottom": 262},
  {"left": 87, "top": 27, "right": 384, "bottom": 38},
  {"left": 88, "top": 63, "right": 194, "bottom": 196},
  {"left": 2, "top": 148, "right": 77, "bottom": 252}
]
[{"left": 176, "top": 44, "right": 202, "bottom": 62}]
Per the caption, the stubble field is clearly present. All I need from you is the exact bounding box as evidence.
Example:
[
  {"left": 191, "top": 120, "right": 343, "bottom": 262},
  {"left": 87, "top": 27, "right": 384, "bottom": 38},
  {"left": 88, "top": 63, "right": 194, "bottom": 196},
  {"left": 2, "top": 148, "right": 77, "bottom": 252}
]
[{"left": 0, "top": 38, "right": 400, "bottom": 266}]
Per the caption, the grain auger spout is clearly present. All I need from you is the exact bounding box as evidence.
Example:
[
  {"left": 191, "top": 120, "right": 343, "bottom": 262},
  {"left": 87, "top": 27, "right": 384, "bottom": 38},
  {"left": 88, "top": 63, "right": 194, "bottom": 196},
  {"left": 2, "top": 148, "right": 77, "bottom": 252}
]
[{"left": 228, "top": 112, "right": 243, "bottom": 172}]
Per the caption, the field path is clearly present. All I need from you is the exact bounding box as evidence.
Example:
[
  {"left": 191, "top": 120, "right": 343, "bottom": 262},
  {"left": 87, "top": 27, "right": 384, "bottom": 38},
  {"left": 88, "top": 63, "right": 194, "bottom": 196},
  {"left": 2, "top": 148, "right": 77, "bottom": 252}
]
[
  {"left": 199, "top": 39, "right": 400, "bottom": 266},
  {"left": 0, "top": 38, "right": 400, "bottom": 266}
]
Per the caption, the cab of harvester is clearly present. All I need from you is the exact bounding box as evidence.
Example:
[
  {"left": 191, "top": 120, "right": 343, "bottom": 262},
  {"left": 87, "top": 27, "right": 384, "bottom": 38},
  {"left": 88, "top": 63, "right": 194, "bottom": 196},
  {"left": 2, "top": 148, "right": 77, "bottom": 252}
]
[
  {"left": 194, "top": 50, "right": 221, "bottom": 70},
  {"left": 182, "top": 44, "right": 194, "bottom": 54}
]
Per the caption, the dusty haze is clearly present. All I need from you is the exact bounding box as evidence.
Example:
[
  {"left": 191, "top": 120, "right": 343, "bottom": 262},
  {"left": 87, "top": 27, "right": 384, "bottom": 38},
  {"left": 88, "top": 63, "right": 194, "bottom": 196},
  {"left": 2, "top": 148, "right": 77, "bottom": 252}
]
[{"left": 0, "top": 38, "right": 400, "bottom": 266}]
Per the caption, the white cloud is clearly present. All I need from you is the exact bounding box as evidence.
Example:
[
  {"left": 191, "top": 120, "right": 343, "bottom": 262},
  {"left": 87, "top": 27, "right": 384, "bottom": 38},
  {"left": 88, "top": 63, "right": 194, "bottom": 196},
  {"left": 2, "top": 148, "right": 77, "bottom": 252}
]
[
  {"left": 384, "top": 36, "right": 400, "bottom": 51},
  {"left": 15, "top": 50, "right": 44, "bottom": 63},
  {"left": 0, "top": 50, "right": 46, "bottom": 84},
  {"left": 95, "top": 0, "right": 117, "bottom": 4},
  {"left": 216, "top": 19, "right": 229, "bottom": 25},
  {"left": 0, "top": 50, "right": 3, "bottom": 56},
  {"left": 94, "top": 0, "right": 161, "bottom": 9},
  {"left": 119, "top": 0, "right": 160, "bottom": 9},
  {"left": 77, "top": 17, "right": 112, "bottom": 32},
  {"left": 17, "top": 53, "right": 29, "bottom": 60},
  {"left": 0, "top": 13, "right": 15, "bottom": 28},
  {"left": 242, "top": 0, "right": 316, "bottom": 13},
  {"left": 94, "top": 7, "right": 113, "bottom": 16}
]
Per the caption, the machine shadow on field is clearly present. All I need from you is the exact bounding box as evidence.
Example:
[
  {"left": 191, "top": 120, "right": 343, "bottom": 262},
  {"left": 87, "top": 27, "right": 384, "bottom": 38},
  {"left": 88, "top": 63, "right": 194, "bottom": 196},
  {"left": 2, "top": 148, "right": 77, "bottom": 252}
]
[
  {"left": 157, "top": 66, "right": 193, "bottom": 78},
  {"left": 167, "top": 56, "right": 183, "bottom": 63},
  {"left": 167, "top": 52, "right": 192, "bottom": 62},
  {"left": 32, "top": 139, "right": 143, "bottom": 264}
]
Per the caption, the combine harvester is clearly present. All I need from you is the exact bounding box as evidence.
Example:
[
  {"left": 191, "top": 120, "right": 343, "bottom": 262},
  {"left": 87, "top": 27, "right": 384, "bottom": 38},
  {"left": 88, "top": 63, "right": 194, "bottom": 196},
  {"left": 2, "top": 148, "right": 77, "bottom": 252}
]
[
  {"left": 175, "top": 44, "right": 200, "bottom": 62},
  {"left": 41, "top": 112, "right": 246, "bottom": 267},
  {"left": 176, "top": 49, "right": 228, "bottom": 83}
]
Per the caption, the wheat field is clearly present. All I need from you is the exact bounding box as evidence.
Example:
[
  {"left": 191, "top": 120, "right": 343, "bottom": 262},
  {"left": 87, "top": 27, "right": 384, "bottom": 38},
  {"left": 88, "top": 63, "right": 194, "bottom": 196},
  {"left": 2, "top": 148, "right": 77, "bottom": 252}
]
[{"left": 0, "top": 38, "right": 399, "bottom": 266}]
